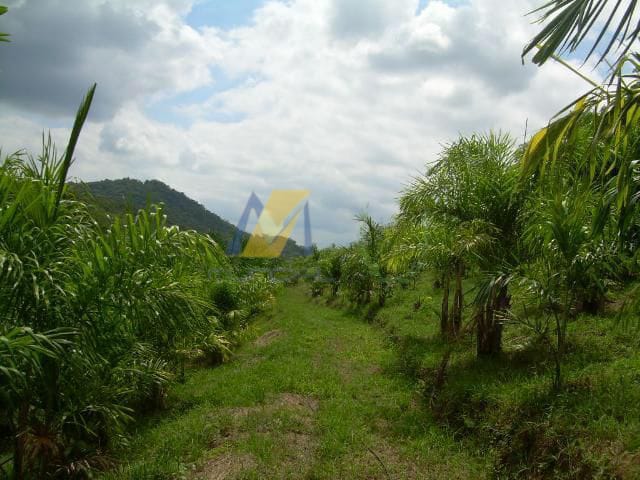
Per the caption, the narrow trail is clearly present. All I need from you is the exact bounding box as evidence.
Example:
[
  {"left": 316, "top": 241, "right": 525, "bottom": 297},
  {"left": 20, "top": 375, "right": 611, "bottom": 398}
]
[{"left": 106, "top": 287, "right": 488, "bottom": 479}]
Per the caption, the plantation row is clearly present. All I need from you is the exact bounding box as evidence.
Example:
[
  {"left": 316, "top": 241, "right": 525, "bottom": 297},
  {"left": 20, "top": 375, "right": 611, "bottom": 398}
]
[
  {"left": 305, "top": 120, "right": 639, "bottom": 387},
  {"left": 2, "top": 1, "right": 640, "bottom": 478},
  {"left": 292, "top": 4, "right": 640, "bottom": 475},
  {"left": 294, "top": 49, "right": 640, "bottom": 475},
  {"left": 303, "top": 1, "right": 640, "bottom": 392},
  {"left": 0, "top": 90, "right": 280, "bottom": 477}
]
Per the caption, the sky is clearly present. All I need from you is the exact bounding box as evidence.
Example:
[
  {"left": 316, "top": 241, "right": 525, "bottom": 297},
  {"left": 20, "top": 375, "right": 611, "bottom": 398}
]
[{"left": 0, "top": 0, "right": 598, "bottom": 246}]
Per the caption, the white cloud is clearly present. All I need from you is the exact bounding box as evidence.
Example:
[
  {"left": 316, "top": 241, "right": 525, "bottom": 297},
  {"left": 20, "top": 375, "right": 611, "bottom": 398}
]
[
  {"left": 0, "top": 0, "right": 598, "bottom": 246},
  {"left": 0, "top": 0, "right": 220, "bottom": 118}
]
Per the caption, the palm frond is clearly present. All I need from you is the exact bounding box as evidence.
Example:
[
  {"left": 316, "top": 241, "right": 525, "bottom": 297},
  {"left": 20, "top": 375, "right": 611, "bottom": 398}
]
[
  {"left": 522, "top": 54, "right": 640, "bottom": 229},
  {"left": 54, "top": 83, "right": 96, "bottom": 215},
  {"left": 523, "top": 0, "right": 640, "bottom": 66}
]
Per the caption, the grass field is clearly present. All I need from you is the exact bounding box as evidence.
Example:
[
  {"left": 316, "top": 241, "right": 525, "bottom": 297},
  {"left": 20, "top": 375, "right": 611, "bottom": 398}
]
[
  {"left": 101, "top": 274, "right": 640, "bottom": 479},
  {"left": 101, "top": 285, "right": 488, "bottom": 479},
  {"left": 373, "top": 276, "right": 640, "bottom": 479}
]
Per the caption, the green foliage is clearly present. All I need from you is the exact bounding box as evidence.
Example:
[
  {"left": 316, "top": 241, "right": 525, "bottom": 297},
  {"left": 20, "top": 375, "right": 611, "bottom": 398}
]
[
  {"left": 523, "top": 2, "right": 640, "bottom": 242},
  {"left": 332, "top": 215, "right": 394, "bottom": 307},
  {"left": 523, "top": 0, "right": 640, "bottom": 66},
  {"left": 318, "top": 248, "right": 343, "bottom": 297},
  {"left": 210, "top": 280, "right": 240, "bottom": 314},
  {"left": 518, "top": 4, "right": 640, "bottom": 387},
  {"left": 521, "top": 59, "right": 640, "bottom": 222},
  {"left": 393, "top": 133, "right": 521, "bottom": 342},
  {"left": 237, "top": 272, "right": 279, "bottom": 315},
  {"left": 341, "top": 245, "right": 375, "bottom": 305},
  {"left": 0, "top": 327, "right": 73, "bottom": 396},
  {"left": 0, "top": 5, "right": 9, "bottom": 43},
  {"left": 69, "top": 178, "right": 306, "bottom": 257},
  {"left": 0, "top": 86, "right": 280, "bottom": 478},
  {"left": 195, "top": 331, "right": 233, "bottom": 366}
]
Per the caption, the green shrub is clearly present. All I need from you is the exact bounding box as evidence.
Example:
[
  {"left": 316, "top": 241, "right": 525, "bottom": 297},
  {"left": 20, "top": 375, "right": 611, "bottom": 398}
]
[{"left": 210, "top": 280, "right": 239, "bottom": 314}]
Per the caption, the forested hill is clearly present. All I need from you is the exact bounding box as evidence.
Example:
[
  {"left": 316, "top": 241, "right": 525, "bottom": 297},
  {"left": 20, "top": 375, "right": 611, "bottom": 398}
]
[{"left": 70, "top": 178, "right": 306, "bottom": 256}]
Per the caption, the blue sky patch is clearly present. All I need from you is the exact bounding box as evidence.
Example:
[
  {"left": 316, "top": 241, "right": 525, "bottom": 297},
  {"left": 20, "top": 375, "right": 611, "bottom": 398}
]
[
  {"left": 187, "top": 0, "right": 267, "bottom": 30},
  {"left": 145, "top": 67, "right": 255, "bottom": 128},
  {"left": 417, "top": 0, "right": 469, "bottom": 14}
]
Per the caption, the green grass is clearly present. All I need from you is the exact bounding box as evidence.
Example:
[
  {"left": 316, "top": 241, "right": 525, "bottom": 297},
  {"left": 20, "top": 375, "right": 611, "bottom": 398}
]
[
  {"left": 101, "top": 286, "right": 488, "bottom": 479},
  {"left": 102, "top": 275, "right": 640, "bottom": 479},
  {"left": 368, "top": 275, "right": 640, "bottom": 478}
]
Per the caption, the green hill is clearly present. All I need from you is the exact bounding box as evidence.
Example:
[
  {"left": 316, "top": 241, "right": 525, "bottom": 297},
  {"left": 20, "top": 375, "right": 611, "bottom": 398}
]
[{"left": 70, "top": 178, "right": 306, "bottom": 256}]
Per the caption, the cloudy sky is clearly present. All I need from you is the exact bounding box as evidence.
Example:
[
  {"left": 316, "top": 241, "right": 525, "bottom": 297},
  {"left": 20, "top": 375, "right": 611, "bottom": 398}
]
[{"left": 0, "top": 0, "right": 596, "bottom": 246}]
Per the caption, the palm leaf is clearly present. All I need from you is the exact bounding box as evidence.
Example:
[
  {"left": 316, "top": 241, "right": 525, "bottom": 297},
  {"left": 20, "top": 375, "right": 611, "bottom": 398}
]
[
  {"left": 523, "top": 0, "right": 640, "bottom": 66},
  {"left": 522, "top": 54, "right": 640, "bottom": 224},
  {"left": 54, "top": 83, "right": 97, "bottom": 215}
]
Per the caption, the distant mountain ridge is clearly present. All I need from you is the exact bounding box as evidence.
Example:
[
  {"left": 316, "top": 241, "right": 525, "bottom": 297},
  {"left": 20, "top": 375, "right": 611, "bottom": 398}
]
[{"left": 70, "top": 178, "right": 306, "bottom": 256}]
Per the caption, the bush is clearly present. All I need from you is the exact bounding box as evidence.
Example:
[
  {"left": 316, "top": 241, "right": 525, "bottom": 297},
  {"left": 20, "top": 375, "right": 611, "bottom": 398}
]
[
  {"left": 210, "top": 280, "right": 240, "bottom": 314},
  {"left": 341, "top": 248, "right": 375, "bottom": 304},
  {"left": 238, "top": 272, "right": 279, "bottom": 314}
]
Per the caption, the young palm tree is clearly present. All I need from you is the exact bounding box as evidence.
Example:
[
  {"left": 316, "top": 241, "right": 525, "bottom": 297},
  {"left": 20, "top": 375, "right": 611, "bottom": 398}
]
[
  {"left": 340, "top": 246, "right": 374, "bottom": 305},
  {"left": 0, "top": 85, "right": 97, "bottom": 479},
  {"left": 356, "top": 213, "right": 391, "bottom": 307},
  {"left": 318, "top": 247, "right": 343, "bottom": 297},
  {"left": 520, "top": 145, "right": 619, "bottom": 388},
  {"left": 388, "top": 219, "right": 453, "bottom": 334},
  {"left": 396, "top": 133, "right": 523, "bottom": 349}
]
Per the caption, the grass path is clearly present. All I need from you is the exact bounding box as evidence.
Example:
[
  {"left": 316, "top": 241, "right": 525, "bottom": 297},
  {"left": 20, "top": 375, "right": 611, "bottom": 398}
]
[{"left": 103, "top": 287, "right": 488, "bottom": 479}]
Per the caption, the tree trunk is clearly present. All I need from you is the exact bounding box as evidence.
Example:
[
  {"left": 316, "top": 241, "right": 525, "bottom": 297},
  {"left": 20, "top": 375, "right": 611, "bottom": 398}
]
[
  {"left": 429, "top": 348, "right": 452, "bottom": 406},
  {"left": 477, "top": 284, "right": 509, "bottom": 356},
  {"left": 440, "top": 273, "right": 450, "bottom": 336},
  {"left": 378, "top": 278, "right": 386, "bottom": 307},
  {"left": 450, "top": 261, "right": 464, "bottom": 335},
  {"left": 549, "top": 311, "right": 564, "bottom": 390}
]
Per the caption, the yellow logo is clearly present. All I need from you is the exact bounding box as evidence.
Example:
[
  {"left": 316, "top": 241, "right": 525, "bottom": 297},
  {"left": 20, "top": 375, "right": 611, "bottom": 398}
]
[{"left": 229, "top": 190, "right": 311, "bottom": 258}]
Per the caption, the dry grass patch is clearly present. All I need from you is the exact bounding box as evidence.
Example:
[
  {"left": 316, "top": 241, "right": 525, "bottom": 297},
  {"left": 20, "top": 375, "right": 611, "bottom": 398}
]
[
  {"left": 191, "top": 452, "right": 257, "bottom": 480},
  {"left": 198, "top": 392, "right": 320, "bottom": 478}
]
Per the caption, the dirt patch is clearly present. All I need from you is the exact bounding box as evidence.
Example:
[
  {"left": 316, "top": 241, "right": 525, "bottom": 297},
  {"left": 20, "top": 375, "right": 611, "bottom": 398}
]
[
  {"left": 347, "top": 442, "right": 424, "bottom": 480},
  {"left": 254, "top": 330, "right": 283, "bottom": 347},
  {"left": 329, "top": 336, "right": 346, "bottom": 352},
  {"left": 283, "top": 432, "right": 316, "bottom": 462},
  {"left": 613, "top": 450, "right": 640, "bottom": 479},
  {"left": 200, "top": 393, "right": 320, "bottom": 478},
  {"left": 192, "top": 452, "right": 256, "bottom": 480},
  {"left": 273, "top": 392, "right": 319, "bottom": 412},
  {"left": 222, "top": 393, "right": 318, "bottom": 421},
  {"left": 208, "top": 393, "right": 320, "bottom": 447},
  {"left": 334, "top": 358, "right": 383, "bottom": 384}
]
